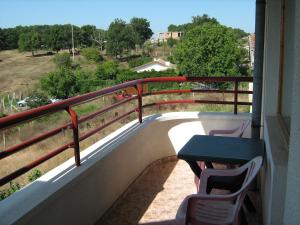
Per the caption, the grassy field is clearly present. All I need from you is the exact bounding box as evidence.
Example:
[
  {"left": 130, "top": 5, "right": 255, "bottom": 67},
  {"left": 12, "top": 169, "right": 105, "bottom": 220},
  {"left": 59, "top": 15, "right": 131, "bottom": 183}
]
[{"left": 0, "top": 50, "right": 97, "bottom": 96}]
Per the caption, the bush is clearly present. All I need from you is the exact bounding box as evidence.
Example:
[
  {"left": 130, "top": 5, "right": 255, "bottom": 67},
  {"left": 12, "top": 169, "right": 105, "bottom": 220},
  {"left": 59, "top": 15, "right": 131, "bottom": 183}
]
[
  {"left": 0, "top": 182, "right": 21, "bottom": 200},
  {"left": 26, "top": 91, "right": 50, "bottom": 108},
  {"left": 0, "top": 112, "right": 7, "bottom": 118},
  {"left": 95, "top": 61, "right": 119, "bottom": 80},
  {"left": 81, "top": 48, "right": 103, "bottom": 63},
  {"left": 53, "top": 52, "right": 72, "bottom": 68},
  {"left": 167, "top": 38, "right": 178, "bottom": 47},
  {"left": 28, "top": 169, "right": 42, "bottom": 182},
  {"left": 41, "top": 68, "right": 78, "bottom": 99},
  {"left": 128, "top": 56, "right": 152, "bottom": 68}
]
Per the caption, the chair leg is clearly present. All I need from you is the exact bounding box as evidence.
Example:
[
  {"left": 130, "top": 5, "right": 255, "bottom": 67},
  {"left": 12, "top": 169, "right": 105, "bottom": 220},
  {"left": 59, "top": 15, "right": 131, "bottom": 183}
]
[
  {"left": 240, "top": 207, "right": 248, "bottom": 225},
  {"left": 244, "top": 194, "right": 256, "bottom": 212}
]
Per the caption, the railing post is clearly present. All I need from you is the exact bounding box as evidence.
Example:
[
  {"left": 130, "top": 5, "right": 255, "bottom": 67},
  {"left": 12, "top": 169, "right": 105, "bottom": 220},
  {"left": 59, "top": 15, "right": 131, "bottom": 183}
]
[
  {"left": 234, "top": 80, "right": 238, "bottom": 114},
  {"left": 136, "top": 83, "right": 143, "bottom": 123},
  {"left": 66, "top": 107, "right": 81, "bottom": 166}
]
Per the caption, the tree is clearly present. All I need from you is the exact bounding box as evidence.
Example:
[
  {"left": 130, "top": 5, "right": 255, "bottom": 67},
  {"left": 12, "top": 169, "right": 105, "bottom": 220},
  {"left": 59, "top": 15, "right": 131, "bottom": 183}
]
[
  {"left": 18, "top": 31, "right": 41, "bottom": 56},
  {"left": 130, "top": 17, "right": 153, "bottom": 46},
  {"left": 95, "top": 61, "right": 119, "bottom": 80},
  {"left": 0, "top": 28, "right": 5, "bottom": 50},
  {"left": 90, "top": 29, "right": 106, "bottom": 50},
  {"left": 53, "top": 52, "right": 72, "bottom": 68},
  {"left": 26, "top": 91, "right": 50, "bottom": 108},
  {"left": 80, "top": 25, "right": 97, "bottom": 47},
  {"left": 168, "top": 14, "right": 219, "bottom": 32},
  {"left": 41, "top": 68, "right": 78, "bottom": 99},
  {"left": 46, "top": 25, "right": 65, "bottom": 52},
  {"left": 167, "top": 38, "right": 178, "bottom": 48},
  {"left": 81, "top": 47, "right": 103, "bottom": 62},
  {"left": 106, "top": 19, "right": 138, "bottom": 57},
  {"left": 173, "top": 23, "right": 247, "bottom": 76},
  {"left": 192, "top": 14, "right": 218, "bottom": 26}
]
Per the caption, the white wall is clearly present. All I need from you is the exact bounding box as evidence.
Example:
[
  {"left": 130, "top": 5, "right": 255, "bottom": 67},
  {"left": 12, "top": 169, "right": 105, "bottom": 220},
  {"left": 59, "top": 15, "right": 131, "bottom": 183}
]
[
  {"left": 136, "top": 63, "right": 170, "bottom": 73},
  {"left": 283, "top": 0, "right": 300, "bottom": 224},
  {"left": 261, "top": 1, "right": 289, "bottom": 225}
]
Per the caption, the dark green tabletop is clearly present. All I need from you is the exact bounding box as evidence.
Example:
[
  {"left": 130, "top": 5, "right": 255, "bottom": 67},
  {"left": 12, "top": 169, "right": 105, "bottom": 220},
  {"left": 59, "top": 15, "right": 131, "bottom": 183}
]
[{"left": 177, "top": 135, "right": 264, "bottom": 164}]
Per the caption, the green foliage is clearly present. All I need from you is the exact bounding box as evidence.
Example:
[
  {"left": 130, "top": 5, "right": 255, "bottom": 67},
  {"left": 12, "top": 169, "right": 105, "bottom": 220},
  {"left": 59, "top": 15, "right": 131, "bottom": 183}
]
[
  {"left": 53, "top": 52, "right": 72, "bottom": 68},
  {"left": 81, "top": 48, "right": 103, "bottom": 63},
  {"left": 173, "top": 23, "right": 247, "bottom": 76},
  {"left": 107, "top": 19, "right": 138, "bottom": 57},
  {"left": 80, "top": 25, "right": 97, "bottom": 47},
  {"left": 0, "top": 28, "right": 5, "bottom": 50},
  {"left": 95, "top": 61, "right": 119, "bottom": 80},
  {"left": 41, "top": 67, "right": 99, "bottom": 98},
  {"left": 41, "top": 68, "right": 78, "bottom": 99},
  {"left": 128, "top": 56, "right": 152, "bottom": 68},
  {"left": 28, "top": 169, "right": 42, "bottom": 182},
  {"left": 18, "top": 31, "right": 41, "bottom": 56},
  {"left": 74, "top": 69, "right": 99, "bottom": 94},
  {"left": 168, "top": 14, "right": 219, "bottom": 32},
  {"left": 26, "top": 91, "right": 50, "bottom": 108},
  {"left": 0, "top": 182, "right": 21, "bottom": 200},
  {"left": 167, "top": 38, "right": 178, "bottom": 48},
  {"left": 130, "top": 17, "right": 153, "bottom": 46},
  {"left": 0, "top": 112, "right": 7, "bottom": 118},
  {"left": 0, "top": 170, "right": 42, "bottom": 201}
]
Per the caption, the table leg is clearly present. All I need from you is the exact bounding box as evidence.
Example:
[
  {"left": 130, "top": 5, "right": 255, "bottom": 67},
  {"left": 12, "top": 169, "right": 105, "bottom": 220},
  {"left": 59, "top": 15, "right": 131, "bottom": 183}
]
[{"left": 186, "top": 160, "right": 202, "bottom": 178}]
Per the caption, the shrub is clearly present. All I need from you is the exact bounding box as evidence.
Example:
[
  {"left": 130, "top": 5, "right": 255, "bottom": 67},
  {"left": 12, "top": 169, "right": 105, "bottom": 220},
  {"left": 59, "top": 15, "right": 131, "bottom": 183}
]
[
  {"left": 0, "top": 182, "right": 21, "bottom": 200},
  {"left": 41, "top": 68, "right": 78, "bottom": 99},
  {"left": 0, "top": 112, "right": 7, "bottom": 118},
  {"left": 128, "top": 56, "right": 152, "bottom": 68},
  {"left": 95, "top": 61, "right": 119, "bottom": 80},
  {"left": 167, "top": 38, "right": 178, "bottom": 47},
  {"left": 81, "top": 48, "right": 103, "bottom": 63},
  {"left": 53, "top": 52, "right": 72, "bottom": 68},
  {"left": 26, "top": 91, "right": 50, "bottom": 109},
  {"left": 28, "top": 169, "right": 42, "bottom": 182}
]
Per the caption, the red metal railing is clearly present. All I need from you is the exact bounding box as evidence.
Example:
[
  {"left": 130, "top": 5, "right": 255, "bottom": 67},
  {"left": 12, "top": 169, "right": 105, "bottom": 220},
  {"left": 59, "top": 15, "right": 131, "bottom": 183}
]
[{"left": 0, "top": 76, "right": 253, "bottom": 186}]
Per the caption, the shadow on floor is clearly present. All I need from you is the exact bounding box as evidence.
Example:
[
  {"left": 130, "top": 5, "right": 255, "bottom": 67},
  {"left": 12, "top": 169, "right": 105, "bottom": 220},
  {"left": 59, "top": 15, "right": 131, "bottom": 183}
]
[{"left": 96, "top": 158, "right": 192, "bottom": 225}]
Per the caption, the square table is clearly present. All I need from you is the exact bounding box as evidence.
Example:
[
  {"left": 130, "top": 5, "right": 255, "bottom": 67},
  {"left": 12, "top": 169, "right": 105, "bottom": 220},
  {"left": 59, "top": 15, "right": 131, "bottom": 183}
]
[{"left": 178, "top": 135, "right": 264, "bottom": 164}]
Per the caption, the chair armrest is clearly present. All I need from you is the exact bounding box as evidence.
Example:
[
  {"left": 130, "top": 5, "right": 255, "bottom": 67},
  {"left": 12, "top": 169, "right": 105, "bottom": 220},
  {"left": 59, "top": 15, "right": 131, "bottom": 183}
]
[
  {"left": 199, "top": 167, "right": 247, "bottom": 193},
  {"left": 175, "top": 193, "right": 237, "bottom": 224},
  {"left": 189, "top": 193, "right": 237, "bottom": 202}
]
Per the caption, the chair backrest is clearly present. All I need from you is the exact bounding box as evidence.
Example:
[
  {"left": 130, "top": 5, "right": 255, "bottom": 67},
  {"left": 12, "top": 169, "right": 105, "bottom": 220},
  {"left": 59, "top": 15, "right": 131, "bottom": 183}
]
[
  {"left": 228, "top": 156, "right": 263, "bottom": 221},
  {"left": 238, "top": 120, "right": 251, "bottom": 137},
  {"left": 208, "top": 119, "right": 251, "bottom": 138}
]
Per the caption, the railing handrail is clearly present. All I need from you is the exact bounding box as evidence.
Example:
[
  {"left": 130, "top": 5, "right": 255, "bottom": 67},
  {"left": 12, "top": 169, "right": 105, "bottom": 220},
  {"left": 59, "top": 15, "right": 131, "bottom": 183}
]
[
  {"left": 0, "top": 76, "right": 253, "bottom": 186},
  {"left": 0, "top": 76, "right": 252, "bottom": 129}
]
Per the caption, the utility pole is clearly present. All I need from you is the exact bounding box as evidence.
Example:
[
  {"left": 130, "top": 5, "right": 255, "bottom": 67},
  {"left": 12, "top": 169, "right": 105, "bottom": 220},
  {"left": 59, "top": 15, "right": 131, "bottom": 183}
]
[{"left": 71, "top": 25, "right": 75, "bottom": 61}]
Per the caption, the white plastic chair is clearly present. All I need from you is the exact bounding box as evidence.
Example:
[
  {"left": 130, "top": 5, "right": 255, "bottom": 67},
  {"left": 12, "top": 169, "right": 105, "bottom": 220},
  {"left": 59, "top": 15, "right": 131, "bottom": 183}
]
[{"left": 176, "top": 156, "right": 262, "bottom": 225}]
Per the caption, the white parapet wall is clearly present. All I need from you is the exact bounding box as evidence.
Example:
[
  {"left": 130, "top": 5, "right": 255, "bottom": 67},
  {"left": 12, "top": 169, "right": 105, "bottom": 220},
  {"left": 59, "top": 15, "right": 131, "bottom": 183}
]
[{"left": 0, "top": 112, "right": 251, "bottom": 225}]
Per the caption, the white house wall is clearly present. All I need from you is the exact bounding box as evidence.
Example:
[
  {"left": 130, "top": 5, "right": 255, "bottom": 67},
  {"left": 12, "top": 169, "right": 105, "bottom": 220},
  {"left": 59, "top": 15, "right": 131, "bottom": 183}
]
[
  {"left": 261, "top": 0, "right": 288, "bottom": 225},
  {"left": 283, "top": 0, "right": 300, "bottom": 224},
  {"left": 136, "top": 64, "right": 169, "bottom": 73}
]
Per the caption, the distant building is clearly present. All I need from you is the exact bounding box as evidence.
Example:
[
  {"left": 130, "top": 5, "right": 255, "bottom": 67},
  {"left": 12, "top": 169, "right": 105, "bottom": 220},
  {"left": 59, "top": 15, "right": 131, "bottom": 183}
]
[
  {"left": 133, "top": 58, "right": 176, "bottom": 73},
  {"left": 158, "top": 31, "right": 183, "bottom": 42}
]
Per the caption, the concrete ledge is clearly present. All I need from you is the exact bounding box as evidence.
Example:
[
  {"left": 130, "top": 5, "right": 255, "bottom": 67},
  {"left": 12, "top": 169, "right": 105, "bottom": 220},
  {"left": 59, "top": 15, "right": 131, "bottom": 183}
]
[
  {"left": 262, "top": 116, "right": 289, "bottom": 225},
  {"left": 0, "top": 112, "right": 250, "bottom": 225}
]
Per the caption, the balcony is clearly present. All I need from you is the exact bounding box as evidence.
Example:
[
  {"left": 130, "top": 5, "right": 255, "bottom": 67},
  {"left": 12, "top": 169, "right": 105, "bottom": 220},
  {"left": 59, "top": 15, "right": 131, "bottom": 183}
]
[{"left": 0, "top": 77, "right": 258, "bottom": 225}]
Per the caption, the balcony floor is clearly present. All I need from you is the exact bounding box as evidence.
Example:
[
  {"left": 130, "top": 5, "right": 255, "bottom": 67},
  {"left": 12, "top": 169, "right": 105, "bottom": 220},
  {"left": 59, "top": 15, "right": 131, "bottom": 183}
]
[{"left": 97, "top": 157, "right": 261, "bottom": 225}]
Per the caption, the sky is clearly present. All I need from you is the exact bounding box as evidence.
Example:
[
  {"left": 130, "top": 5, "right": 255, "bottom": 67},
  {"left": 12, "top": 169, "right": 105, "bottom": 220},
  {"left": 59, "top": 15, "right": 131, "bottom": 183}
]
[{"left": 0, "top": 0, "right": 256, "bottom": 34}]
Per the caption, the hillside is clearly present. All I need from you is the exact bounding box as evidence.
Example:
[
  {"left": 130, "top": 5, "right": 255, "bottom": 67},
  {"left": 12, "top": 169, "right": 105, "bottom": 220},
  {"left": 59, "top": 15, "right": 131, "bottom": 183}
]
[{"left": 0, "top": 50, "right": 98, "bottom": 96}]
